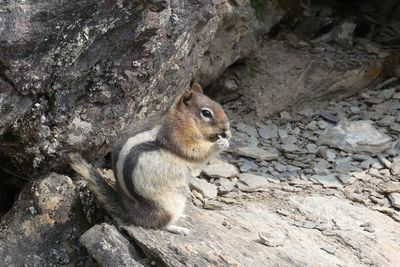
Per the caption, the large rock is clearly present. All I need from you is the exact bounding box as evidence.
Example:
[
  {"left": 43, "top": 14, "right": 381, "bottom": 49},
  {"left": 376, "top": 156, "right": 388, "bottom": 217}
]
[
  {"left": 122, "top": 195, "right": 400, "bottom": 266},
  {"left": 388, "top": 193, "right": 400, "bottom": 209},
  {"left": 0, "top": 173, "right": 94, "bottom": 266},
  {"left": 202, "top": 160, "right": 239, "bottom": 178},
  {"left": 80, "top": 223, "right": 143, "bottom": 267},
  {"left": 0, "top": 0, "right": 281, "bottom": 177},
  {"left": 236, "top": 147, "right": 279, "bottom": 161},
  {"left": 237, "top": 173, "right": 272, "bottom": 192},
  {"left": 208, "top": 39, "right": 381, "bottom": 118},
  {"left": 190, "top": 177, "right": 218, "bottom": 199},
  {"left": 319, "top": 120, "right": 392, "bottom": 154}
]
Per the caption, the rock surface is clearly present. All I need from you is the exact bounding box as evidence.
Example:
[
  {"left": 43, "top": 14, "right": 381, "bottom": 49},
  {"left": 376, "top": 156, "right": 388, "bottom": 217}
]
[
  {"left": 0, "top": 0, "right": 281, "bottom": 177},
  {"left": 121, "top": 196, "right": 400, "bottom": 266},
  {"left": 209, "top": 38, "right": 381, "bottom": 118},
  {"left": 0, "top": 173, "right": 93, "bottom": 266},
  {"left": 319, "top": 120, "right": 392, "bottom": 154},
  {"left": 238, "top": 173, "right": 271, "bottom": 192},
  {"left": 1, "top": 1, "right": 400, "bottom": 266},
  {"left": 189, "top": 177, "right": 218, "bottom": 199},
  {"left": 236, "top": 147, "right": 279, "bottom": 161},
  {"left": 389, "top": 193, "right": 400, "bottom": 209},
  {"left": 312, "top": 174, "right": 343, "bottom": 188},
  {"left": 202, "top": 161, "right": 239, "bottom": 178},
  {"left": 81, "top": 223, "right": 143, "bottom": 267}
]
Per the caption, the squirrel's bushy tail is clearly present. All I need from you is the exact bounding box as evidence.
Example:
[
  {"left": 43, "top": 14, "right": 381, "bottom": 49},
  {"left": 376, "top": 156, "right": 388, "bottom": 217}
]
[
  {"left": 69, "top": 154, "right": 127, "bottom": 222},
  {"left": 70, "top": 154, "right": 171, "bottom": 229}
]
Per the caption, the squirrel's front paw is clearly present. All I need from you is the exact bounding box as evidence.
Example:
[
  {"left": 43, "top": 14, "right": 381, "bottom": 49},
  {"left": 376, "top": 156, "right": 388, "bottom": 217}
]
[{"left": 214, "top": 137, "right": 229, "bottom": 151}]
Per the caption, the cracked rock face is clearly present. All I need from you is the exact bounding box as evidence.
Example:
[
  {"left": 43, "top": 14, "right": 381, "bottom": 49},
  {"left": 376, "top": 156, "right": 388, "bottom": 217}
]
[
  {"left": 0, "top": 173, "right": 94, "bottom": 266},
  {"left": 0, "top": 0, "right": 280, "bottom": 177}
]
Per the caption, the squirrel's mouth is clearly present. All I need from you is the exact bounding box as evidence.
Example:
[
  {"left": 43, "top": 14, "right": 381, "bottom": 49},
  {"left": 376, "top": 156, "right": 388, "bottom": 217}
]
[
  {"left": 209, "top": 130, "right": 231, "bottom": 142},
  {"left": 209, "top": 134, "right": 220, "bottom": 142}
]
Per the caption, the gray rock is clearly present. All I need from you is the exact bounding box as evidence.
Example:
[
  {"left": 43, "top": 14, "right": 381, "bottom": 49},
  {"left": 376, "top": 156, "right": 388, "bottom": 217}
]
[
  {"left": 317, "top": 147, "right": 336, "bottom": 162},
  {"left": 321, "top": 244, "right": 336, "bottom": 255},
  {"left": 286, "top": 165, "right": 301, "bottom": 172},
  {"left": 238, "top": 173, "right": 271, "bottom": 192},
  {"left": 248, "top": 135, "right": 260, "bottom": 147},
  {"left": 337, "top": 174, "right": 356, "bottom": 185},
  {"left": 203, "top": 200, "right": 224, "bottom": 210},
  {"left": 258, "top": 124, "right": 278, "bottom": 139},
  {"left": 312, "top": 174, "right": 343, "bottom": 188},
  {"left": 258, "top": 230, "right": 287, "bottom": 247},
  {"left": 281, "top": 143, "right": 299, "bottom": 153},
  {"left": 335, "top": 162, "right": 359, "bottom": 173},
  {"left": 377, "top": 154, "right": 391, "bottom": 169},
  {"left": 388, "top": 193, "right": 400, "bottom": 209},
  {"left": 372, "top": 161, "right": 384, "bottom": 169},
  {"left": 365, "top": 96, "right": 384, "bottom": 104},
  {"left": 306, "top": 121, "right": 319, "bottom": 131},
  {"left": 360, "top": 159, "right": 374, "bottom": 169},
  {"left": 360, "top": 222, "right": 375, "bottom": 233},
  {"left": 319, "top": 120, "right": 391, "bottom": 154},
  {"left": 202, "top": 161, "right": 239, "bottom": 178},
  {"left": 282, "top": 135, "right": 298, "bottom": 144},
  {"left": 237, "top": 147, "right": 279, "bottom": 161},
  {"left": 306, "top": 143, "right": 318, "bottom": 152},
  {"left": 379, "top": 88, "right": 395, "bottom": 100},
  {"left": 301, "top": 221, "right": 318, "bottom": 229},
  {"left": 239, "top": 158, "right": 259, "bottom": 172},
  {"left": 326, "top": 150, "right": 337, "bottom": 162},
  {"left": 121, "top": 194, "right": 400, "bottom": 266},
  {"left": 313, "top": 159, "right": 330, "bottom": 175},
  {"left": 236, "top": 122, "right": 259, "bottom": 138},
  {"left": 80, "top": 223, "right": 143, "bottom": 267},
  {"left": 390, "top": 123, "right": 400, "bottom": 132},
  {"left": 215, "top": 178, "right": 237, "bottom": 195},
  {"left": 278, "top": 128, "right": 289, "bottom": 141},
  {"left": 273, "top": 161, "right": 287, "bottom": 173},
  {"left": 280, "top": 111, "right": 291, "bottom": 120},
  {"left": 335, "top": 157, "right": 353, "bottom": 164},
  {"left": 319, "top": 111, "right": 340, "bottom": 124},
  {"left": 0, "top": 0, "right": 280, "bottom": 178},
  {"left": 190, "top": 177, "right": 218, "bottom": 199},
  {"left": 317, "top": 120, "right": 329, "bottom": 130},
  {"left": 391, "top": 157, "right": 400, "bottom": 176},
  {"left": 352, "top": 154, "right": 372, "bottom": 161},
  {"left": 332, "top": 20, "right": 357, "bottom": 46},
  {"left": 377, "top": 115, "right": 395, "bottom": 127},
  {"left": 350, "top": 106, "right": 361, "bottom": 114}
]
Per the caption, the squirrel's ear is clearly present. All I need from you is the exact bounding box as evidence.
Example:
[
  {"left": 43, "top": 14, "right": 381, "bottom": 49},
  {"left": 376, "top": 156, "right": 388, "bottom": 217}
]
[
  {"left": 191, "top": 83, "right": 203, "bottom": 93},
  {"left": 176, "top": 89, "right": 193, "bottom": 110}
]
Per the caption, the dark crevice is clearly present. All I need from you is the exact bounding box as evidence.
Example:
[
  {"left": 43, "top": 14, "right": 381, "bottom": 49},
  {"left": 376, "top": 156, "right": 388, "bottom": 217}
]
[{"left": 0, "top": 156, "right": 29, "bottom": 218}]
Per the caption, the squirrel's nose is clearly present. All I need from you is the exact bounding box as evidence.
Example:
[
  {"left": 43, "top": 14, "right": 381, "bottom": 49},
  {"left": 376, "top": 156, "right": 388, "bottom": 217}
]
[{"left": 224, "top": 121, "right": 230, "bottom": 130}]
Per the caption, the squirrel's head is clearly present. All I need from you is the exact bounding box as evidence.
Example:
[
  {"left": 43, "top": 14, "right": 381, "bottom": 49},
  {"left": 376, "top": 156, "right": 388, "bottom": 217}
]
[{"left": 173, "top": 83, "right": 230, "bottom": 142}]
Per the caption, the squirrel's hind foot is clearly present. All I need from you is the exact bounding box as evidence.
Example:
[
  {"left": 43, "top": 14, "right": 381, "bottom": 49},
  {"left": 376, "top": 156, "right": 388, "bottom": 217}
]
[{"left": 165, "top": 225, "right": 191, "bottom": 236}]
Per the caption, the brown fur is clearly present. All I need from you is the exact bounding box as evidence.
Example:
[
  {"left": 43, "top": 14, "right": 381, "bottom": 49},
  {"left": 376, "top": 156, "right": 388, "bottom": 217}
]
[{"left": 157, "top": 85, "right": 229, "bottom": 162}]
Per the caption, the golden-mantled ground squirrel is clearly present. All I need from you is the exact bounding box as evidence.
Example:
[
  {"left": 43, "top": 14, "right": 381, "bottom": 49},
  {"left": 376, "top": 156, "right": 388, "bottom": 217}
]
[{"left": 70, "top": 84, "right": 231, "bottom": 235}]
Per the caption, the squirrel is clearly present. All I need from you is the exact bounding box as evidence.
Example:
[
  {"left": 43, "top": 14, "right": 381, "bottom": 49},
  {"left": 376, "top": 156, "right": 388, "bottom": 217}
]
[{"left": 70, "top": 83, "right": 231, "bottom": 235}]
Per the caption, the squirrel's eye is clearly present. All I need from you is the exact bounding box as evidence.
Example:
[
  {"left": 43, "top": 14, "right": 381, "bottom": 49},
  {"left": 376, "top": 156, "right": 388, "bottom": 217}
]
[{"left": 201, "top": 109, "right": 213, "bottom": 119}]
